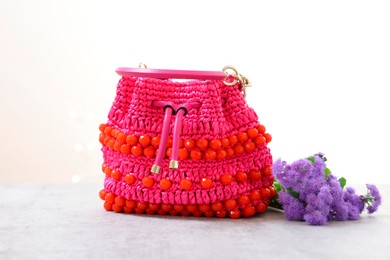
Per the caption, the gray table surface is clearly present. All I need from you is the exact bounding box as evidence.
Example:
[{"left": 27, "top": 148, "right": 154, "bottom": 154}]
[{"left": 0, "top": 184, "right": 388, "bottom": 260}]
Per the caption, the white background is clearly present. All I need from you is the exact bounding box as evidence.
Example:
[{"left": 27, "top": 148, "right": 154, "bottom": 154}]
[{"left": 1, "top": 0, "right": 389, "bottom": 185}]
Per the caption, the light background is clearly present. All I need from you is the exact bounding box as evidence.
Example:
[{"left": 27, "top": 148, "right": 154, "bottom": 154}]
[{"left": 0, "top": 0, "right": 389, "bottom": 185}]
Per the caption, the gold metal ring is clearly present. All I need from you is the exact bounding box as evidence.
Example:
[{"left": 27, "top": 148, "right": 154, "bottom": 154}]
[
  {"left": 222, "top": 65, "right": 238, "bottom": 86},
  {"left": 138, "top": 62, "right": 147, "bottom": 69}
]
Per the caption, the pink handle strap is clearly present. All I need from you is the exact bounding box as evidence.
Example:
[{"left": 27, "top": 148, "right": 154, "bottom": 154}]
[{"left": 116, "top": 67, "right": 227, "bottom": 80}]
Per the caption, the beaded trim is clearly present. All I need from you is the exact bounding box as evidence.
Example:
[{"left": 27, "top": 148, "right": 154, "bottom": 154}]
[
  {"left": 99, "top": 123, "right": 272, "bottom": 160},
  {"left": 99, "top": 186, "right": 276, "bottom": 218}
]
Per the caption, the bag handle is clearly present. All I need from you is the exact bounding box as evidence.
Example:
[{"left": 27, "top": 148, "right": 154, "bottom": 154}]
[
  {"left": 116, "top": 67, "right": 226, "bottom": 80},
  {"left": 115, "top": 64, "right": 251, "bottom": 97}
]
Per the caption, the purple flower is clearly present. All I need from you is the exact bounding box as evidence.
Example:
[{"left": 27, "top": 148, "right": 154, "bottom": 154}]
[
  {"left": 304, "top": 210, "right": 328, "bottom": 225},
  {"left": 272, "top": 153, "right": 381, "bottom": 225},
  {"left": 278, "top": 191, "right": 305, "bottom": 220},
  {"left": 365, "top": 184, "right": 381, "bottom": 214}
]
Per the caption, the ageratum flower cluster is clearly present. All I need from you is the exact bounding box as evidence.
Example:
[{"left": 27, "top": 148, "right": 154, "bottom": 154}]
[{"left": 272, "top": 154, "right": 381, "bottom": 225}]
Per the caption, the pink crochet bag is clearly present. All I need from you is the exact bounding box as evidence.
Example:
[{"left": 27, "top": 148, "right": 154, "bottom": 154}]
[{"left": 98, "top": 65, "right": 274, "bottom": 218}]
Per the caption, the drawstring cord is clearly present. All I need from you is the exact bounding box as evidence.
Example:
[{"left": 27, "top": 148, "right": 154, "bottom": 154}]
[{"left": 151, "top": 101, "right": 200, "bottom": 174}]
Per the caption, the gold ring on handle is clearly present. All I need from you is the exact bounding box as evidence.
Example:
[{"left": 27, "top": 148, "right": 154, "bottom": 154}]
[{"left": 222, "top": 65, "right": 238, "bottom": 86}]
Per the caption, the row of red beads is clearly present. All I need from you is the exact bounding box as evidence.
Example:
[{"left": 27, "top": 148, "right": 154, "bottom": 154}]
[
  {"left": 102, "top": 164, "right": 273, "bottom": 190},
  {"left": 99, "top": 124, "right": 272, "bottom": 160},
  {"left": 99, "top": 189, "right": 275, "bottom": 218}
]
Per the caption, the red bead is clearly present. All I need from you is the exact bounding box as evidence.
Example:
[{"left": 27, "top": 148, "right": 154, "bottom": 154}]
[
  {"left": 216, "top": 149, "right": 227, "bottom": 159},
  {"left": 157, "top": 209, "right": 167, "bottom": 216},
  {"left": 131, "top": 145, "right": 143, "bottom": 156},
  {"left": 186, "top": 204, "right": 198, "bottom": 213},
  {"left": 123, "top": 206, "right": 134, "bottom": 214},
  {"left": 225, "top": 148, "right": 235, "bottom": 158},
  {"left": 99, "top": 133, "right": 105, "bottom": 144},
  {"left": 238, "top": 195, "right": 250, "bottom": 205},
  {"left": 178, "top": 148, "right": 189, "bottom": 160},
  {"left": 126, "top": 135, "right": 138, "bottom": 146},
  {"left": 104, "top": 193, "right": 116, "bottom": 204},
  {"left": 211, "top": 202, "right": 224, "bottom": 212},
  {"left": 190, "top": 149, "right": 202, "bottom": 160},
  {"left": 196, "top": 138, "right": 209, "bottom": 149},
  {"left": 192, "top": 210, "right": 203, "bottom": 217},
  {"left": 173, "top": 204, "right": 185, "bottom": 212},
  {"left": 149, "top": 203, "right": 160, "bottom": 211},
  {"left": 107, "top": 140, "right": 115, "bottom": 150},
  {"left": 200, "top": 177, "right": 213, "bottom": 189},
  {"left": 237, "top": 132, "right": 248, "bottom": 143},
  {"left": 103, "top": 201, "right": 113, "bottom": 211},
  {"left": 234, "top": 144, "right": 245, "bottom": 155},
  {"left": 249, "top": 191, "right": 261, "bottom": 201},
  {"left": 249, "top": 170, "right": 261, "bottom": 181},
  {"left": 151, "top": 136, "right": 161, "bottom": 148},
  {"left": 184, "top": 139, "right": 196, "bottom": 149},
  {"left": 104, "top": 167, "right": 112, "bottom": 177},
  {"left": 169, "top": 210, "right": 179, "bottom": 216},
  {"left": 125, "top": 200, "right": 137, "bottom": 209},
  {"left": 260, "top": 187, "right": 271, "bottom": 199},
  {"left": 117, "top": 133, "right": 126, "bottom": 143},
  {"left": 244, "top": 141, "right": 256, "bottom": 152},
  {"left": 124, "top": 174, "right": 136, "bottom": 185},
  {"left": 120, "top": 144, "right": 131, "bottom": 154},
  {"left": 159, "top": 178, "right": 172, "bottom": 190},
  {"left": 181, "top": 210, "right": 191, "bottom": 217},
  {"left": 139, "top": 135, "right": 151, "bottom": 147},
  {"left": 161, "top": 204, "right": 172, "bottom": 212},
  {"left": 111, "top": 130, "right": 118, "bottom": 139},
  {"left": 262, "top": 166, "right": 272, "bottom": 176},
  {"left": 165, "top": 148, "right": 172, "bottom": 157},
  {"left": 114, "top": 141, "right": 121, "bottom": 152},
  {"left": 204, "top": 149, "right": 216, "bottom": 160},
  {"left": 101, "top": 163, "right": 107, "bottom": 173},
  {"left": 112, "top": 203, "right": 123, "bottom": 213},
  {"left": 247, "top": 128, "right": 259, "bottom": 139},
  {"left": 135, "top": 208, "right": 145, "bottom": 214},
  {"left": 137, "top": 202, "right": 148, "bottom": 210},
  {"left": 227, "top": 135, "right": 238, "bottom": 146},
  {"left": 111, "top": 170, "right": 121, "bottom": 181},
  {"left": 224, "top": 199, "right": 237, "bottom": 210},
  {"left": 242, "top": 206, "right": 256, "bottom": 217},
  {"left": 209, "top": 140, "right": 222, "bottom": 150},
  {"left": 229, "top": 209, "right": 241, "bottom": 219},
  {"left": 257, "top": 124, "right": 266, "bottom": 134},
  {"left": 198, "top": 204, "right": 211, "bottom": 213},
  {"left": 254, "top": 136, "right": 266, "bottom": 146},
  {"left": 180, "top": 179, "right": 193, "bottom": 191},
  {"left": 99, "top": 124, "right": 106, "bottom": 132},
  {"left": 142, "top": 176, "right": 155, "bottom": 188},
  {"left": 204, "top": 211, "right": 215, "bottom": 218},
  {"left": 103, "top": 136, "right": 111, "bottom": 145},
  {"left": 269, "top": 186, "right": 277, "bottom": 198},
  {"left": 114, "top": 197, "right": 126, "bottom": 206},
  {"left": 255, "top": 203, "right": 266, "bottom": 213},
  {"left": 220, "top": 138, "right": 230, "bottom": 148},
  {"left": 166, "top": 137, "right": 173, "bottom": 148},
  {"left": 216, "top": 210, "right": 227, "bottom": 218},
  {"left": 104, "top": 126, "right": 113, "bottom": 136},
  {"left": 99, "top": 189, "right": 107, "bottom": 200},
  {"left": 235, "top": 171, "right": 248, "bottom": 182},
  {"left": 263, "top": 133, "right": 272, "bottom": 143},
  {"left": 143, "top": 146, "right": 155, "bottom": 157},
  {"left": 220, "top": 174, "right": 233, "bottom": 186},
  {"left": 145, "top": 209, "right": 156, "bottom": 215}
]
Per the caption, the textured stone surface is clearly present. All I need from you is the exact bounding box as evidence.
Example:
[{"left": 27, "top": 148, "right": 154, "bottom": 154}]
[{"left": 0, "top": 184, "right": 389, "bottom": 259}]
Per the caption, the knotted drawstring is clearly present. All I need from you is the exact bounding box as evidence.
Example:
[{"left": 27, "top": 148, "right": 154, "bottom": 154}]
[{"left": 151, "top": 101, "right": 200, "bottom": 174}]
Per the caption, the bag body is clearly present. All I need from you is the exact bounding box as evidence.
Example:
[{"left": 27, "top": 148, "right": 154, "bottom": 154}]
[{"left": 98, "top": 73, "right": 274, "bottom": 218}]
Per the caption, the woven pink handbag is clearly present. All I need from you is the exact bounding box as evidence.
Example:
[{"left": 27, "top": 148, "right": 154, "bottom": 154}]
[{"left": 98, "top": 66, "right": 274, "bottom": 218}]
